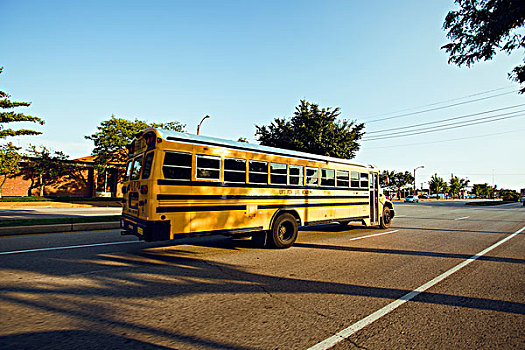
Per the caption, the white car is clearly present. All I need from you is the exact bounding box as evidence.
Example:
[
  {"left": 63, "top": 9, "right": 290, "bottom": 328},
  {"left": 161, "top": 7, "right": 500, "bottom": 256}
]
[{"left": 404, "top": 195, "right": 419, "bottom": 203}]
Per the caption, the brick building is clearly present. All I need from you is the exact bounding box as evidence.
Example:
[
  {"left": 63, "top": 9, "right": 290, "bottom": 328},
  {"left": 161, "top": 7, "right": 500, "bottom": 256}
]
[{"left": 1, "top": 156, "right": 123, "bottom": 198}]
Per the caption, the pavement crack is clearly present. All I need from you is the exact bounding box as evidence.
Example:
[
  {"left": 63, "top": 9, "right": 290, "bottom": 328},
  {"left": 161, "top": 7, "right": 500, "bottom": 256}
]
[
  {"left": 200, "top": 259, "right": 333, "bottom": 320},
  {"left": 342, "top": 338, "right": 369, "bottom": 350}
]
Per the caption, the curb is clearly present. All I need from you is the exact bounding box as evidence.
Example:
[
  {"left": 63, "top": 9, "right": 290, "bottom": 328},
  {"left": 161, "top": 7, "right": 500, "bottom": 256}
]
[{"left": 0, "top": 222, "right": 121, "bottom": 237}]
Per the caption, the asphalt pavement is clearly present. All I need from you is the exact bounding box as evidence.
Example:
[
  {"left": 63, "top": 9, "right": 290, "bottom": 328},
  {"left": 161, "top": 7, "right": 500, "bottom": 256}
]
[{"left": 0, "top": 201, "right": 523, "bottom": 349}]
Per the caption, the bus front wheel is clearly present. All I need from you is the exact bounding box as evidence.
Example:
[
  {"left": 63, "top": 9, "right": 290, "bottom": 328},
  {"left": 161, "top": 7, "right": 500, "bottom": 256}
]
[
  {"left": 380, "top": 206, "right": 392, "bottom": 229},
  {"left": 269, "top": 213, "right": 298, "bottom": 249}
]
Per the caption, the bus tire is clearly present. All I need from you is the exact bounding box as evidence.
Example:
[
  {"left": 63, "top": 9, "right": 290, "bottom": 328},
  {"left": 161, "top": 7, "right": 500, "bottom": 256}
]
[
  {"left": 380, "top": 206, "right": 392, "bottom": 229},
  {"left": 268, "top": 213, "right": 298, "bottom": 249}
]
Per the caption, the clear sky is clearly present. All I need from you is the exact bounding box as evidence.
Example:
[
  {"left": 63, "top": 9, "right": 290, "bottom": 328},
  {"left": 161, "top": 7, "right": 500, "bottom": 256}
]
[{"left": 1, "top": 0, "right": 524, "bottom": 190}]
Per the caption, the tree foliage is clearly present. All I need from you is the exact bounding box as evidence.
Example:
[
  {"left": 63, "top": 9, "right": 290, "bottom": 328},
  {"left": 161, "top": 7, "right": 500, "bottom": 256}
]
[
  {"left": 380, "top": 170, "right": 414, "bottom": 197},
  {"left": 429, "top": 174, "right": 447, "bottom": 194},
  {"left": 25, "top": 145, "right": 69, "bottom": 197},
  {"left": 471, "top": 183, "right": 495, "bottom": 198},
  {"left": 0, "top": 67, "right": 45, "bottom": 138},
  {"left": 442, "top": 0, "right": 525, "bottom": 92},
  {"left": 449, "top": 175, "right": 470, "bottom": 197},
  {"left": 85, "top": 115, "right": 185, "bottom": 171},
  {"left": 255, "top": 100, "right": 365, "bottom": 159},
  {"left": 0, "top": 142, "right": 22, "bottom": 198}
]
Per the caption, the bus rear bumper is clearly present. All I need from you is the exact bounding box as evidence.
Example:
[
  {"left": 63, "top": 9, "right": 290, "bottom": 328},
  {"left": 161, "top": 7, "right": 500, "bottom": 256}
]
[{"left": 120, "top": 214, "right": 171, "bottom": 242}]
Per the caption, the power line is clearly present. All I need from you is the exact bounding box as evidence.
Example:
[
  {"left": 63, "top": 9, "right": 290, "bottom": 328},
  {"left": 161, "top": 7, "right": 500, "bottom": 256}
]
[
  {"left": 363, "top": 109, "right": 525, "bottom": 140},
  {"left": 360, "top": 87, "right": 513, "bottom": 120},
  {"left": 365, "top": 129, "right": 525, "bottom": 149},
  {"left": 362, "top": 90, "right": 518, "bottom": 124},
  {"left": 366, "top": 103, "right": 525, "bottom": 135},
  {"left": 362, "top": 112, "right": 525, "bottom": 141}
]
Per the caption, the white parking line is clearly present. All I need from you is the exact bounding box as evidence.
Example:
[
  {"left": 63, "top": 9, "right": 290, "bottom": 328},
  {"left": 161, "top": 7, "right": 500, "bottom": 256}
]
[
  {"left": 349, "top": 230, "right": 399, "bottom": 241},
  {"left": 309, "top": 225, "right": 525, "bottom": 350},
  {"left": 455, "top": 216, "right": 470, "bottom": 220},
  {"left": 0, "top": 241, "right": 140, "bottom": 256}
]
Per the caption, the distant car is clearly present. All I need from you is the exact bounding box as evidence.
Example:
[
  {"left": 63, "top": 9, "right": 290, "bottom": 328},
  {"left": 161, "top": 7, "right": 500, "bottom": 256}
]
[
  {"left": 419, "top": 194, "right": 428, "bottom": 199},
  {"left": 404, "top": 195, "right": 419, "bottom": 203},
  {"left": 520, "top": 196, "right": 525, "bottom": 203}
]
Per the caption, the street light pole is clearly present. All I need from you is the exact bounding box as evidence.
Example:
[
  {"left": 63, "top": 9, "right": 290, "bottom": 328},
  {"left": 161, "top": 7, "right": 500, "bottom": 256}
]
[
  {"left": 197, "top": 115, "right": 210, "bottom": 135},
  {"left": 413, "top": 165, "right": 424, "bottom": 195}
]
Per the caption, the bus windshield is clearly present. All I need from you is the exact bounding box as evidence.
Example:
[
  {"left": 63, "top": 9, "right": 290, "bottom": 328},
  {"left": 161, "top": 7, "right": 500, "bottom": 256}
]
[{"left": 130, "top": 155, "right": 143, "bottom": 180}]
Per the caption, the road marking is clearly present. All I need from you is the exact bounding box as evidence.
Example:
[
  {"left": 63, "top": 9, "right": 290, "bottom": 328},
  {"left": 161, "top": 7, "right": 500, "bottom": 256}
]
[
  {"left": 455, "top": 216, "right": 470, "bottom": 220},
  {"left": 394, "top": 215, "right": 406, "bottom": 218},
  {"left": 0, "top": 241, "right": 140, "bottom": 256},
  {"left": 349, "top": 230, "right": 399, "bottom": 241},
  {"left": 309, "top": 225, "right": 525, "bottom": 350}
]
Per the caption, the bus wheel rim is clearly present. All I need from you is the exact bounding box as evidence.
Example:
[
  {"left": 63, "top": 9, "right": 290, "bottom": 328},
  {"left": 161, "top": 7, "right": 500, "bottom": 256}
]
[{"left": 278, "top": 222, "right": 293, "bottom": 241}]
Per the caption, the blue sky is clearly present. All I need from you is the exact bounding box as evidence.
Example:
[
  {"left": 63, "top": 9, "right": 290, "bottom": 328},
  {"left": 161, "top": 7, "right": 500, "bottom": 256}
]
[{"left": 1, "top": 0, "right": 524, "bottom": 190}]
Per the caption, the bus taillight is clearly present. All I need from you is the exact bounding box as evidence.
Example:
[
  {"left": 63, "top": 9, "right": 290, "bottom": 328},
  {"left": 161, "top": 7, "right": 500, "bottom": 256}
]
[
  {"left": 145, "top": 133, "right": 156, "bottom": 147},
  {"left": 140, "top": 185, "right": 149, "bottom": 194}
]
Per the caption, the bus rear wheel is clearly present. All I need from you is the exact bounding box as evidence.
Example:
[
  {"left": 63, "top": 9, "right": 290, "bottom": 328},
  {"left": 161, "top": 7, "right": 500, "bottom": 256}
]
[
  {"left": 269, "top": 213, "right": 298, "bottom": 249},
  {"left": 380, "top": 206, "right": 392, "bottom": 229}
]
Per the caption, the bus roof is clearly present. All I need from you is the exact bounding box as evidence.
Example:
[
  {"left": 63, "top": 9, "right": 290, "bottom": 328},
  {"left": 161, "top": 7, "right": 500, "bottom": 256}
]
[{"left": 154, "top": 129, "right": 376, "bottom": 170}]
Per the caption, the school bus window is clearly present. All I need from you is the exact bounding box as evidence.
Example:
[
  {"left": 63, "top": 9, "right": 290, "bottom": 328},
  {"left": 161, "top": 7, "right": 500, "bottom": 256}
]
[
  {"left": 224, "top": 158, "right": 246, "bottom": 183},
  {"left": 141, "top": 152, "right": 155, "bottom": 179},
  {"left": 130, "top": 155, "right": 143, "bottom": 181},
  {"left": 196, "top": 155, "right": 221, "bottom": 180},
  {"left": 337, "top": 170, "right": 349, "bottom": 188},
  {"left": 163, "top": 151, "right": 192, "bottom": 180},
  {"left": 321, "top": 169, "right": 335, "bottom": 186},
  {"left": 125, "top": 161, "right": 132, "bottom": 180},
  {"left": 289, "top": 165, "right": 303, "bottom": 186},
  {"left": 249, "top": 160, "right": 268, "bottom": 184},
  {"left": 306, "top": 167, "right": 319, "bottom": 185},
  {"left": 360, "top": 173, "right": 369, "bottom": 188},
  {"left": 351, "top": 171, "right": 360, "bottom": 188},
  {"left": 270, "top": 163, "right": 287, "bottom": 185}
]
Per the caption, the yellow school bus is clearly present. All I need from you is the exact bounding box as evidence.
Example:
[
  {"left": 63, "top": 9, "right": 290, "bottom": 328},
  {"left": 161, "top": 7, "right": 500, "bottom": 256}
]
[{"left": 120, "top": 129, "right": 394, "bottom": 248}]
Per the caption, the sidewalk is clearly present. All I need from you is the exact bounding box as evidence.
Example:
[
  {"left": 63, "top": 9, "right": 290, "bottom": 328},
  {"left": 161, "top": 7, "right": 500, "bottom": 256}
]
[
  {"left": 0, "top": 201, "right": 121, "bottom": 237},
  {"left": 0, "top": 221, "right": 121, "bottom": 237}
]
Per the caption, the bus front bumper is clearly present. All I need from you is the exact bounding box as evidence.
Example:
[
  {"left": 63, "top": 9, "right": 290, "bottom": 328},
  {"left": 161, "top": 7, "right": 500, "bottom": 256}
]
[{"left": 120, "top": 214, "right": 171, "bottom": 242}]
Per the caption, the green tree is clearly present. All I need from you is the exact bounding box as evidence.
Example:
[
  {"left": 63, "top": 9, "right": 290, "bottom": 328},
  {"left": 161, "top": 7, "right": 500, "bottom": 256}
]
[
  {"left": 255, "top": 100, "right": 365, "bottom": 159},
  {"left": 0, "top": 67, "right": 45, "bottom": 138},
  {"left": 85, "top": 115, "right": 185, "bottom": 173},
  {"left": 449, "top": 176, "right": 470, "bottom": 198},
  {"left": 471, "top": 183, "right": 496, "bottom": 198},
  {"left": 379, "top": 170, "right": 395, "bottom": 187},
  {"left": 25, "top": 145, "right": 69, "bottom": 197},
  {"left": 380, "top": 170, "right": 414, "bottom": 198},
  {"left": 442, "top": 0, "right": 525, "bottom": 92},
  {"left": 472, "top": 183, "right": 487, "bottom": 197},
  {"left": 0, "top": 142, "right": 22, "bottom": 198},
  {"left": 429, "top": 174, "right": 446, "bottom": 195}
]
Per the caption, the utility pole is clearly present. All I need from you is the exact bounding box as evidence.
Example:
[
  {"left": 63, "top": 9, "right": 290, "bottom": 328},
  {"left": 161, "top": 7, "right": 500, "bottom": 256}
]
[
  {"left": 413, "top": 166, "right": 424, "bottom": 195},
  {"left": 197, "top": 115, "right": 210, "bottom": 135}
]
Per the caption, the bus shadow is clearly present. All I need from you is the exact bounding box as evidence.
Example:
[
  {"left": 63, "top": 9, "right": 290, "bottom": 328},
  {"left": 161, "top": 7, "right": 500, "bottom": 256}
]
[
  {"left": 0, "top": 330, "right": 173, "bottom": 350},
  {"left": 293, "top": 242, "right": 525, "bottom": 265},
  {"left": 1, "top": 240, "right": 524, "bottom": 349},
  {"left": 391, "top": 226, "right": 517, "bottom": 235}
]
